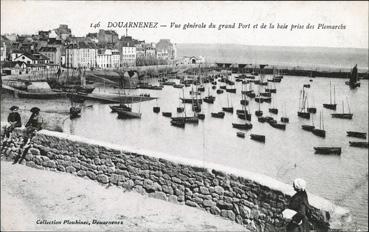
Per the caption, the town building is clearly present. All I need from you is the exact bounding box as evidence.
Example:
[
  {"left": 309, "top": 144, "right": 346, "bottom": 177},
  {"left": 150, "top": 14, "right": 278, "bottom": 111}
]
[
  {"left": 97, "top": 29, "right": 119, "bottom": 45},
  {"left": 121, "top": 42, "right": 136, "bottom": 67},
  {"left": 65, "top": 42, "right": 97, "bottom": 68},
  {"left": 111, "top": 49, "right": 120, "bottom": 68},
  {"left": 39, "top": 47, "right": 61, "bottom": 65},
  {"left": 1, "top": 42, "right": 6, "bottom": 61},
  {"left": 55, "top": 24, "right": 72, "bottom": 41},
  {"left": 178, "top": 56, "right": 206, "bottom": 65},
  {"left": 156, "top": 39, "right": 176, "bottom": 61},
  {"left": 13, "top": 53, "right": 49, "bottom": 65}
]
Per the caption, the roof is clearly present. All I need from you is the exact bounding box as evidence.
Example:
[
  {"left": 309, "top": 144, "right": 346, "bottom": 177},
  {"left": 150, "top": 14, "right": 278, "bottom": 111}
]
[
  {"left": 1, "top": 61, "right": 27, "bottom": 68},
  {"left": 16, "top": 53, "right": 50, "bottom": 61},
  {"left": 67, "top": 41, "right": 97, "bottom": 49},
  {"left": 39, "top": 47, "right": 57, "bottom": 52}
]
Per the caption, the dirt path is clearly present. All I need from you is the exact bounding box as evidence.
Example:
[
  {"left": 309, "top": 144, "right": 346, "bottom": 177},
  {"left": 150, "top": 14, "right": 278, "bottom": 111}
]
[{"left": 1, "top": 161, "right": 247, "bottom": 231}]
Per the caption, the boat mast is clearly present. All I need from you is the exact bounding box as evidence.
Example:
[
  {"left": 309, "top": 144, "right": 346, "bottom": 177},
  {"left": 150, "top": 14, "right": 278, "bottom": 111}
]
[
  {"left": 329, "top": 81, "right": 332, "bottom": 104},
  {"left": 342, "top": 100, "right": 344, "bottom": 113},
  {"left": 322, "top": 111, "right": 325, "bottom": 130},
  {"left": 347, "top": 97, "right": 351, "bottom": 113}
]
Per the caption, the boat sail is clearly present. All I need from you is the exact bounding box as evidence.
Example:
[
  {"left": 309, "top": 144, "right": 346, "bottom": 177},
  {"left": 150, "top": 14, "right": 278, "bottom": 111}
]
[
  {"left": 345, "top": 64, "right": 360, "bottom": 89},
  {"left": 297, "top": 88, "right": 310, "bottom": 119},
  {"left": 323, "top": 81, "right": 337, "bottom": 110},
  {"left": 331, "top": 98, "right": 353, "bottom": 119},
  {"left": 312, "top": 111, "right": 326, "bottom": 138}
]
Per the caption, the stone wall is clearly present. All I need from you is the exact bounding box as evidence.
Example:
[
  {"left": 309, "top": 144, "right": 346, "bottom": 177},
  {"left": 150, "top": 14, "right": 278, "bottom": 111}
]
[{"left": 0, "top": 128, "right": 351, "bottom": 231}]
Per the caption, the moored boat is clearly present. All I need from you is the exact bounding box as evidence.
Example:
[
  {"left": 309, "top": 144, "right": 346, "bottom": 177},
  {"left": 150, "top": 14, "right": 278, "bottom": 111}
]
[
  {"left": 232, "top": 122, "right": 253, "bottom": 130},
  {"left": 216, "top": 89, "right": 224, "bottom": 94},
  {"left": 211, "top": 112, "right": 225, "bottom": 118},
  {"left": 302, "top": 125, "right": 315, "bottom": 132},
  {"left": 237, "top": 132, "right": 245, "bottom": 138},
  {"left": 171, "top": 119, "right": 185, "bottom": 128},
  {"left": 250, "top": 134, "right": 265, "bottom": 143},
  {"left": 117, "top": 109, "right": 142, "bottom": 119},
  {"left": 162, "top": 112, "right": 172, "bottom": 117},
  {"left": 347, "top": 131, "right": 367, "bottom": 139},
  {"left": 110, "top": 104, "right": 132, "bottom": 113},
  {"left": 349, "top": 141, "right": 368, "bottom": 148},
  {"left": 153, "top": 106, "right": 160, "bottom": 113},
  {"left": 314, "top": 147, "right": 341, "bottom": 155}
]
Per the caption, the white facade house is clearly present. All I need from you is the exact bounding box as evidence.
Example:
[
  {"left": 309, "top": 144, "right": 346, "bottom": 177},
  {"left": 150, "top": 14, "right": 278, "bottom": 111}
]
[
  {"left": 121, "top": 46, "right": 136, "bottom": 67},
  {"left": 0, "top": 42, "right": 6, "bottom": 61},
  {"left": 96, "top": 49, "right": 112, "bottom": 68},
  {"left": 66, "top": 42, "right": 97, "bottom": 68},
  {"left": 111, "top": 49, "right": 120, "bottom": 68}
]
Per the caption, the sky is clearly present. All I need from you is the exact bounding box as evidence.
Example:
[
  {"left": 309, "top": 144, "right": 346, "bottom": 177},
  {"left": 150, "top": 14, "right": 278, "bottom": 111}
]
[{"left": 1, "top": 1, "right": 368, "bottom": 49}]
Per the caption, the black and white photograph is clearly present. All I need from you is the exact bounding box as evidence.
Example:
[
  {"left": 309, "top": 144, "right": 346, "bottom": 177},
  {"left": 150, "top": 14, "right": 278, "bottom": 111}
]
[{"left": 1, "top": 1, "right": 368, "bottom": 231}]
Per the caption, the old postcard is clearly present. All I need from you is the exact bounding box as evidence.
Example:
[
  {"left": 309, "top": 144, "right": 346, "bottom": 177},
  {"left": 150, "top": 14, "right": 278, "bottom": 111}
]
[{"left": 1, "top": 1, "right": 368, "bottom": 231}]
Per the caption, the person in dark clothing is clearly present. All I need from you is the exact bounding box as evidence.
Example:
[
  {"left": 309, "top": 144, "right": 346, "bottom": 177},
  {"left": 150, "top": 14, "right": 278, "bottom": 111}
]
[
  {"left": 23, "top": 107, "right": 43, "bottom": 142},
  {"left": 286, "top": 178, "right": 312, "bottom": 232},
  {"left": 14, "top": 107, "right": 44, "bottom": 164},
  {"left": 4, "top": 106, "right": 22, "bottom": 139}
]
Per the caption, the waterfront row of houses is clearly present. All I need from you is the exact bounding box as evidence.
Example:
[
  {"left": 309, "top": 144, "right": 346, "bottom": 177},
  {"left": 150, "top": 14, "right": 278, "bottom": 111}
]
[{"left": 1, "top": 25, "right": 177, "bottom": 69}]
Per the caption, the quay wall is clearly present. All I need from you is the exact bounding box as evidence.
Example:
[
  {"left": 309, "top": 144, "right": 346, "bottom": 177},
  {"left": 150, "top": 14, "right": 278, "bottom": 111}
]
[{"left": 0, "top": 128, "right": 351, "bottom": 231}]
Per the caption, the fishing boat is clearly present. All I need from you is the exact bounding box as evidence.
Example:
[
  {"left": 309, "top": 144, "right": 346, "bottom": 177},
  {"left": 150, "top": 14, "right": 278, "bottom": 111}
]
[
  {"left": 303, "top": 84, "right": 310, "bottom": 88},
  {"left": 269, "top": 121, "right": 286, "bottom": 130},
  {"left": 220, "top": 85, "right": 227, "bottom": 90},
  {"left": 312, "top": 111, "right": 326, "bottom": 138},
  {"left": 268, "top": 96, "right": 278, "bottom": 114},
  {"left": 297, "top": 88, "right": 310, "bottom": 119},
  {"left": 180, "top": 98, "right": 202, "bottom": 104},
  {"left": 314, "top": 147, "right": 341, "bottom": 155},
  {"left": 302, "top": 114, "right": 315, "bottom": 131},
  {"left": 211, "top": 112, "right": 225, "bottom": 118},
  {"left": 232, "top": 122, "right": 253, "bottom": 130},
  {"left": 226, "top": 88, "right": 236, "bottom": 93},
  {"left": 237, "top": 132, "right": 245, "bottom": 138},
  {"left": 250, "top": 134, "right": 265, "bottom": 143},
  {"left": 349, "top": 141, "right": 368, "bottom": 148},
  {"left": 258, "top": 117, "right": 267, "bottom": 123},
  {"left": 153, "top": 106, "right": 160, "bottom": 113},
  {"left": 331, "top": 99, "right": 353, "bottom": 119},
  {"left": 110, "top": 104, "right": 132, "bottom": 113},
  {"left": 240, "top": 99, "right": 249, "bottom": 106},
  {"left": 345, "top": 64, "right": 361, "bottom": 89},
  {"left": 323, "top": 81, "right": 337, "bottom": 110},
  {"left": 280, "top": 103, "right": 289, "bottom": 123},
  {"left": 162, "top": 112, "right": 172, "bottom": 117},
  {"left": 197, "top": 113, "right": 205, "bottom": 120},
  {"left": 260, "top": 92, "right": 272, "bottom": 97},
  {"left": 306, "top": 96, "right": 317, "bottom": 113},
  {"left": 217, "top": 89, "right": 224, "bottom": 94},
  {"left": 69, "top": 106, "right": 81, "bottom": 119},
  {"left": 173, "top": 84, "right": 184, "bottom": 89},
  {"left": 222, "top": 94, "right": 233, "bottom": 113},
  {"left": 171, "top": 119, "right": 185, "bottom": 128},
  {"left": 346, "top": 131, "right": 367, "bottom": 139},
  {"left": 203, "top": 88, "right": 215, "bottom": 104}
]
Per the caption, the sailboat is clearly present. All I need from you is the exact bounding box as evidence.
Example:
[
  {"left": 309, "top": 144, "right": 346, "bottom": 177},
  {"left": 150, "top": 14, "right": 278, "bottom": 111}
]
[
  {"left": 117, "top": 94, "right": 142, "bottom": 119},
  {"left": 297, "top": 88, "right": 310, "bottom": 119},
  {"left": 331, "top": 98, "right": 353, "bottom": 119},
  {"left": 255, "top": 92, "right": 263, "bottom": 116},
  {"left": 347, "top": 131, "right": 367, "bottom": 139},
  {"left": 314, "top": 147, "right": 341, "bottom": 155},
  {"left": 323, "top": 81, "right": 337, "bottom": 110},
  {"left": 153, "top": 100, "right": 160, "bottom": 113},
  {"left": 250, "top": 134, "right": 265, "bottom": 143},
  {"left": 307, "top": 96, "right": 317, "bottom": 114},
  {"left": 268, "top": 96, "right": 278, "bottom": 114},
  {"left": 232, "top": 96, "right": 253, "bottom": 130},
  {"left": 203, "top": 87, "right": 215, "bottom": 104},
  {"left": 280, "top": 103, "right": 289, "bottom": 123},
  {"left": 222, "top": 94, "right": 234, "bottom": 113},
  {"left": 345, "top": 64, "right": 360, "bottom": 89},
  {"left": 312, "top": 111, "right": 326, "bottom": 138},
  {"left": 110, "top": 90, "right": 132, "bottom": 113},
  {"left": 302, "top": 114, "right": 315, "bottom": 131},
  {"left": 177, "top": 91, "right": 185, "bottom": 112}
]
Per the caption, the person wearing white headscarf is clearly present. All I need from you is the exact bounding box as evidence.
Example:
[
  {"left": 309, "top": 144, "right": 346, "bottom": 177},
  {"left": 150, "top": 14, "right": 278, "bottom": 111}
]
[{"left": 286, "top": 178, "right": 312, "bottom": 232}]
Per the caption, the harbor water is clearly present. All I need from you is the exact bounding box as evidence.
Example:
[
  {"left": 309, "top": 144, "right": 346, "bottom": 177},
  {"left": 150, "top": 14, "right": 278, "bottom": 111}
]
[{"left": 1, "top": 76, "right": 368, "bottom": 230}]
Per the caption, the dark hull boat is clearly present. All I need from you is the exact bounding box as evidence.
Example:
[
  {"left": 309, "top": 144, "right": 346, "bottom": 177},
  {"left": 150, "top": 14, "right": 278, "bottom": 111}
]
[
  {"left": 323, "top": 103, "right": 337, "bottom": 110},
  {"left": 258, "top": 117, "right": 267, "bottom": 123},
  {"left": 349, "top": 141, "right": 368, "bottom": 148},
  {"left": 203, "top": 96, "right": 215, "bottom": 104},
  {"left": 220, "top": 86, "right": 227, "bottom": 90},
  {"left": 298, "top": 111, "right": 310, "bottom": 119},
  {"left": 269, "top": 121, "right": 286, "bottom": 130},
  {"left": 307, "top": 107, "right": 317, "bottom": 114},
  {"left": 117, "top": 110, "right": 142, "bottom": 119},
  {"left": 171, "top": 119, "right": 185, "bottom": 128},
  {"left": 331, "top": 113, "right": 353, "bottom": 119},
  {"left": 237, "top": 132, "right": 245, "bottom": 138},
  {"left": 260, "top": 92, "right": 271, "bottom": 97},
  {"left": 240, "top": 99, "right": 249, "bottom": 106},
  {"left": 281, "top": 117, "right": 289, "bottom": 123},
  {"left": 197, "top": 114, "right": 205, "bottom": 120},
  {"left": 173, "top": 84, "right": 184, "bottom": 88},
  {"left": 217, "top": 89, "right": 224, "bottom": 94},
  {"left": 265, "top": 88, "right": 276, "bottom": 93},
  {"left": 250, "top": 134, "right": 265, "bottom": 143},
  {"left": 263, "top": 97, "right": 272, "bottom": 103},
  {"left": 237, "top": 113, "right": 251, "bottom": 121},
  {"left": 269, "top": 108, "right": 278, "bottom": 114},
  {"left": 226, "top": 88, "right": 236, "bottom": 93},
  {"left": 345, "top": 81, "right": 361, "bottom": 89},
  {"left": 303, "top": 84, "right": 310, "bottom": 88},
  {"left": 180, "top": 98, "right": 202, "bottom": 104},
  {"left": 153, "top": 106, "right": 160, "bottom": 113},
  {"left": 314, "top": 147, "right": 341, "bottom": 155},
  {"left": 222, "top": 107, "right": 234, "bottom": 113},
  {"left": 312, "top": 128, "right": 326, "bottom": 138},
  {"left": 232, "top": 123, "right": 253, "bottom": 130},
  {"left": 347, "top": 131, "right": 367, "bottom": 139},
  {"left": 70, "top": 106, "right": 81, "bottom": 119},
  {"left": 255, "top": 110, "right": 263, "bottom": 117},
  {"left": 302, "top": 125, "right": 315, "bottom": 132},
  {"left": 177, "top": 107, "right": 184, "bottom": 113},
  {"left": 212, "top": 86, "right": 217, "bottom": 89},
  {"left": 211, "top": 112, "right": 225, "bottom": 118},
  {"left": 171, "top": 116, "right": 199, "bottom": 124},
  {"left": 110, "top": 104, "right": 132, "bottom": 113},
  {"left": 162, "top": 112, "right": 172, "bottom": 117}
]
